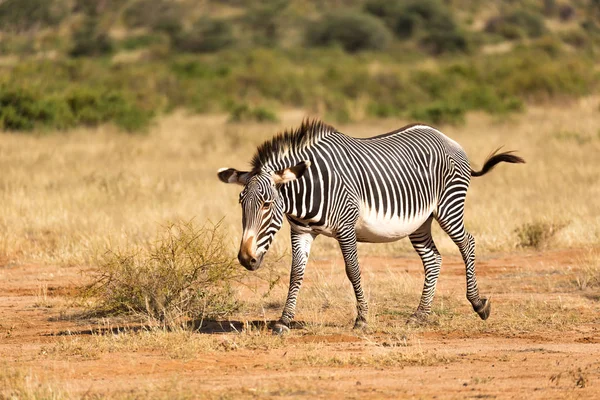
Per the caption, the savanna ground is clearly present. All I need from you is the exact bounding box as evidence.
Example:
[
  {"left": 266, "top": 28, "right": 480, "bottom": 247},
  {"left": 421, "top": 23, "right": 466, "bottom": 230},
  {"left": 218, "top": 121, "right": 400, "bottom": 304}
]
[{"left": 1, "top": 98, "right": 600, "bottom": 398}]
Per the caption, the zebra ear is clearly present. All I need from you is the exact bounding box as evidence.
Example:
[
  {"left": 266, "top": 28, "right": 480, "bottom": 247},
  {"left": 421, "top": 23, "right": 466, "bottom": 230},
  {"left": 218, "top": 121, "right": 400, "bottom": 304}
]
[
  {"left": 272, "top": 160, "right": 311, "bottom": 185},
  {"left": 217, "top": 168, "right": 251, "bottom": 185}
]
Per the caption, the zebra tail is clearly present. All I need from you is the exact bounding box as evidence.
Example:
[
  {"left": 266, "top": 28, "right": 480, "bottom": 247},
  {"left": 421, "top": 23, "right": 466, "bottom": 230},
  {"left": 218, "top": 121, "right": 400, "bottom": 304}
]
[{"left": 471, "top": 147, "right": 525, "bottom": 177}]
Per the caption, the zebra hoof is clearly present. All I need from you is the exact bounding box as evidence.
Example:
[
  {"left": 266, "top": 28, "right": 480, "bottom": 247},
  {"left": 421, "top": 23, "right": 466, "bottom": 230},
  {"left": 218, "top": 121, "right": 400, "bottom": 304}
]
[
  {"left": 353, "top": 319, "right": 368, "bottom": 330},
  {"left": 406, "top": 313, "right": 428, "bottom": 326},
  {"left": 272, "top": 322, "right": 290, "bottom": 335},
  {"left": 475, "top": 297, "right": 492, "bottom": 320}
]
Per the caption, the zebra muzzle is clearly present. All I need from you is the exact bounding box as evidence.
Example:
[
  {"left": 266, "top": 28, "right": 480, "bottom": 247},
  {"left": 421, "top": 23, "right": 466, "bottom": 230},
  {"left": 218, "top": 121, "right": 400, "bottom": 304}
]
[
  {"left": 238, "top": 251, "right": 263, "bottom": 271},
  {"left": 238, "top": 236, "right": 263, "bottom": 271}
]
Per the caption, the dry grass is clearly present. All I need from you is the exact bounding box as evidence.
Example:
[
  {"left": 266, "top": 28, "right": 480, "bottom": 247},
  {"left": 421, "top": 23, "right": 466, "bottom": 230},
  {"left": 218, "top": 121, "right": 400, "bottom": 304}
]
[
  {"left": 0, "top": 367, "right": 69, "bottom": 400},
  {"left": 573, "top": 249, "right": 600, "bottom": 291},
  {"left": 295, "top": 346, "right": 454, "bottom": 368},
  {"left": 1, "top": 99, "right": 599, "bottom": 268}
]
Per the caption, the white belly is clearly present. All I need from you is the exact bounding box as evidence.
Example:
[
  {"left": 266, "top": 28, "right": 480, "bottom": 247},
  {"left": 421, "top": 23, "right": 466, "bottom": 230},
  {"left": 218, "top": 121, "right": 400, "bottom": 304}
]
[{"left": 355, "top": 204, "right": 434, "bottom": 243}]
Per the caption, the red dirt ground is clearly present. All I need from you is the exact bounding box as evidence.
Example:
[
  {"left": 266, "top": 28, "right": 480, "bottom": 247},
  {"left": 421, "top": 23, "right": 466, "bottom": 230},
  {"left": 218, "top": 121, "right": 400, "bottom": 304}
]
[{"left": 1, "top": 249, "right": 599, "bottom": 399}]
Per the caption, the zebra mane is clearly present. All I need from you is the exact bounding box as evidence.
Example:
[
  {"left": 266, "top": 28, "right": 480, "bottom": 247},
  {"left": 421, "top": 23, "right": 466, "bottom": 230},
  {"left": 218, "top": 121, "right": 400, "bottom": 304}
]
[{"left": 251, "top": 119, "right": 336, "bottom": 170}]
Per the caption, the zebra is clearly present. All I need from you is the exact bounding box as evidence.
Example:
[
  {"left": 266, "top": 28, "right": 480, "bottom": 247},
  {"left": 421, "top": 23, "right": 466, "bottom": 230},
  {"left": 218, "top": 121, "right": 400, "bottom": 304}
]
[{"left": 218, "top": 120, "right": 524, "bottom": 334}]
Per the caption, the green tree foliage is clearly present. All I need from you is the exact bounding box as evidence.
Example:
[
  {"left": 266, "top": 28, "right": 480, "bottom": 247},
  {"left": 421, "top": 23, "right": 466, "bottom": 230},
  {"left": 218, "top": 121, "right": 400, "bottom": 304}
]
[{"left": 305, "top": 11, "right": 392, "bottom": 53}]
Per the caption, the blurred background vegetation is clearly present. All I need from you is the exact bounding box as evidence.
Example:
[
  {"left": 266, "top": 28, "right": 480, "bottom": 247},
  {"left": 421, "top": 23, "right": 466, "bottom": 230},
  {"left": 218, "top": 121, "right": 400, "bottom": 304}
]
[{"left": 0, "top": 0, "right": 599, "bottom": 132}]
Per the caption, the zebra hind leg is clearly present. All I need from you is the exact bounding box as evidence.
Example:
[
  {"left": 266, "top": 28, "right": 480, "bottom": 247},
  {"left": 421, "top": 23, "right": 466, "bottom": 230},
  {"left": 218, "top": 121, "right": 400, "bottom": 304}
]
[
  {"left": 408, "top": 216, "right": 442, "bottom": 323},
  {"left": 437, "top": 217, "right": 491, "bottom": 320}
]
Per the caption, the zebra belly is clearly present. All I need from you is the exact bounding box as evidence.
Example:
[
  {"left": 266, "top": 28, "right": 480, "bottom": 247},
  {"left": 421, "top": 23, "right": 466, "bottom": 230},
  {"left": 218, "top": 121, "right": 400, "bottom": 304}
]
[{"left": 354, "top": 205, "right": 434, "bottom": 243}]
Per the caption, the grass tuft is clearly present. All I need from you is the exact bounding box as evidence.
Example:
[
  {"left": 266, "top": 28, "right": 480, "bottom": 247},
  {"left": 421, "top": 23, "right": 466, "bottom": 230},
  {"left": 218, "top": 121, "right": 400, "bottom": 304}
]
[
  {"left": 515, "top": 221, "right": 566, "bottom": 249},
  {"left": 0, "top": 367, "right": 68, "bottom": 400},
  {"left": 574, "top": 251, "right": 600, "bottom": 291}
]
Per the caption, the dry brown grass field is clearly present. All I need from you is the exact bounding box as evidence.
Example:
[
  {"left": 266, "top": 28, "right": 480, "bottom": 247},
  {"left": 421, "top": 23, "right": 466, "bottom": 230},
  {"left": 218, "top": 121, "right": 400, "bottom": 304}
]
[{"left": 1, "top": 98, "right": 600, "bottom": 399}]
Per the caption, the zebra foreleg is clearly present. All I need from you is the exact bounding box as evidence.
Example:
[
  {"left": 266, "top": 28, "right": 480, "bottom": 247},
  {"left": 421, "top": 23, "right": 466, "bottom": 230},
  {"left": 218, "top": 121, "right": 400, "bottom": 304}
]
[
  {"left": 408, "top": 216, "right": 442, "bottom": 322},
  {"left": 337, "top": 230, "right": 368, "bottom": 330},
  {"left": 273, "top": 231, "right": 316, "bottom": 335}
]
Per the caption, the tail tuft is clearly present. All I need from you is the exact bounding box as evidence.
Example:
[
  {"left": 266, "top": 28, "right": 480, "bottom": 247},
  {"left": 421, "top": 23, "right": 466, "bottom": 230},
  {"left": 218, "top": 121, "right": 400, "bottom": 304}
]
[{"left": 471, "top": 147, "right": 525, "bottom": 177}]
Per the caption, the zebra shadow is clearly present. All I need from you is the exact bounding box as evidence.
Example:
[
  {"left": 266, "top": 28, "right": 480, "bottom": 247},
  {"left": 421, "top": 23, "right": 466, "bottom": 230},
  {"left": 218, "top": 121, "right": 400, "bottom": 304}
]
[
  {"left": 188, "top": 319, "right": 306, "bottom": 333},
  {"left": 45, "top": 319, "right": 306, "bottom": 336}
]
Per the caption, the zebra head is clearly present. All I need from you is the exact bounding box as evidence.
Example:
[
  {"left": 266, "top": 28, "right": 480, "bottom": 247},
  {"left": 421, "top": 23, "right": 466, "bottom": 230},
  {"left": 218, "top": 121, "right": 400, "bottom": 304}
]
[{"left": 218, "top": 161, "right": 310, "bottom": 271}]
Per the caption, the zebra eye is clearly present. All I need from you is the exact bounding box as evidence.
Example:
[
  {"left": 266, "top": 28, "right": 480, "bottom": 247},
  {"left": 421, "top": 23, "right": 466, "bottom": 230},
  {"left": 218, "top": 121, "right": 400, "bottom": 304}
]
[{"left": 262, "top": 201, "right": 272, "bottom": 210}]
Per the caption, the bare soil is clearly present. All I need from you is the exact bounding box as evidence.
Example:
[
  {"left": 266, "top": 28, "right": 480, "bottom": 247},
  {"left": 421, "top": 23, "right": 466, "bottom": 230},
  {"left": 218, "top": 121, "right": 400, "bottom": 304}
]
[{"left": 1, "top": 249, "right": 599, "bottom": 399}]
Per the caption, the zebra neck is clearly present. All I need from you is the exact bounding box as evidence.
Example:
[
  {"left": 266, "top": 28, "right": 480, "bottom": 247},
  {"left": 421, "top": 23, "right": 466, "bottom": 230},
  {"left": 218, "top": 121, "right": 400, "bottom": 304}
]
[{"left": 278, "top": 155, "right": 329, "bottom": 226}]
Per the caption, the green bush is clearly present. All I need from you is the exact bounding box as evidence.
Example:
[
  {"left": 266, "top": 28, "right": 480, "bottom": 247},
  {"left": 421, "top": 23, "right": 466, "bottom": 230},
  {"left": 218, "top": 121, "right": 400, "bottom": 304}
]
[
  {"left": 0, "top": 84, "right": 152, "bottom": 132},
  {"left": 64, "top": 88, "right": 153, "bottom": 132},
  {"left": 305, "top": 11, "right": 392, "bottom": 53},
  {"left": 2, "top": 42, "right": 597, "bottom": 133},
  {"left": 484, "top": 10, "right": 547, "bottom": 39},
  {"left": 365, "top": 0, "right": 470, "bottom": 54},
  {"left": 410, "top": 102, "right": 466, "bottom": 125},
  {"left": 491, "top": 51, "right": 593, "bottom": 99},
  {"left": 83, "top": 221, "right": 240, "bottom": 327},
  {"left": 174, "top": 18, "right": 235, "bottom": 53},
  {"left": 73, "top": 0, "right": 124, "bottom": 17},
  {"left": 243, "top": 1, "right": 288, "bottom": 46},
  {"left": 228, "top": 103, "right": 279, "bottom": 123},
  {"left": 560, "top": 29, "right": 588, "bottom": 48},
  {"left": 420, "top": 28, "right": 471, "bottom": 55},
  {"left": 70, "top": 18, "right": 114, "bottom": 57},
  {"left": 122, "top": 0, "right": 183, "bottom": 31},
  {"left": 0, "top": 88, "right": 71, "bottom": 131},
  {"left": 120, "top": 34, "right": 167, "bottom": 51},
  {"left": 0, "top": 0, "right": 68, "bottom": 32}
]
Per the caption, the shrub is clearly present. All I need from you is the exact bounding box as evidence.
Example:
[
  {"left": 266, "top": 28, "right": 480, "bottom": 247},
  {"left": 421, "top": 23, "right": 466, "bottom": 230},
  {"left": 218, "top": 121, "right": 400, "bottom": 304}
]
[
  {"left": 420, "top": 28, "right": 471, "bottom": 55},
  {"left": 543, "top": 0, "right": 557, "bottom": 17},
  {"left": 410, "top": 102, "right": 465, "bottom": 125},
  {"left": 0, "top": 88, "right": 71, "bottom": 131},
  {"left": 530, "top": 35, "right": 563, "bottom": 57},
  {"left": 305, "top": 11, "right": 392, "bottom": 53},
  {"left": 122, "top": 0, "right": 183, "bottom": 31},
  {"left": 174, "top": 18, "right": 235, "bottom": 53},
  {"left": 363, "top": 0, "right": 404, "bottom": 31},
  {"left": 484, "top": 10, "right": 547, "bottom": 39},
  {"left": 64, "top": 87, "right": 153, "bottom": 132},
  {"left": 558, "top": 4, "right": 576, "bottom": 21},
  {"left": 365, "top": 0, "right": 470, "bottom": 54},
  {"left": 70, "top": 18, "right": 114, "bottom": 57},
  {"left": 0, "top": 0, "right": 68, "bottom": 32},
  {"left": 0, "top": 85, "right": 153, "bottom": 132},
  {"left": 515, "top": 221, "right": 566, "bottom": 249},
  {"left": 73, "top": 0, "right": 124, "bottom": 16},
  {"left": 83, "top": 221, "right": 240, "bottom": 328},
  {"left": 560, "top": 29, "right": 588, "bottom": 48},
  {"left": 120, "top": 34, "right": 167, "bottom": 51},
  {"left": 243, "top": 0, "right": 288, "bottom": 46},
  {"left": 228, "top": 103, "right": 279, "bottom": 123}
]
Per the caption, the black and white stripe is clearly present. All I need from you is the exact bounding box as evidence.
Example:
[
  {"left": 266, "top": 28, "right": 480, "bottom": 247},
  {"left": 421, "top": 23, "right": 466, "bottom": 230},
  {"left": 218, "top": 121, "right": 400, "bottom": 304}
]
[{"left": 218, "top": 120, "right": 525, "bottom": 332}]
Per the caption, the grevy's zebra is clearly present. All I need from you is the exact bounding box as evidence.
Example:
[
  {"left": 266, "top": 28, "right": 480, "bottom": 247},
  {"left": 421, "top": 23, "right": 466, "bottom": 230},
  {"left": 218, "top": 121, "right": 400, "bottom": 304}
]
[{"left": 218, "top": 120, "right": 524, "bottom": 334}]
